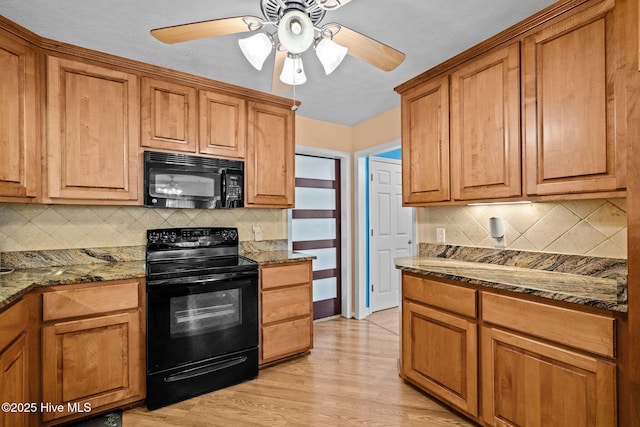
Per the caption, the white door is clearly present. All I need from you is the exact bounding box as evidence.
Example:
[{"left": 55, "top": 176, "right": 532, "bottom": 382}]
[{"left": 369, "top": 157, "right": 413, "bottom": 312}]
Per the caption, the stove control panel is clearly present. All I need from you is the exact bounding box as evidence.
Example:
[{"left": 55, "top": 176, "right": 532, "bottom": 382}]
[{"left": 147, "top": 227, "right": 238, "bottom": 247}]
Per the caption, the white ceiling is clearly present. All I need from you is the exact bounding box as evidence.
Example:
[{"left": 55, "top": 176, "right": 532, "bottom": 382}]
[{"left": 0, "top": 0, "right": 557, "bottom": 126}]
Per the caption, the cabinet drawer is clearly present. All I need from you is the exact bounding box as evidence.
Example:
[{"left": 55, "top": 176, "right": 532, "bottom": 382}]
[
  {"left": 261, "top": 262, "right": 311, "bottom": 290},
  {"left": 262, "top": 285, "right": 311, "bottom": 324},
  {"left": 403, "top": 274, "right": 477, "bottom": 318},
  {"left": 43, "top": 279, "right": 140, "bottom": 321},
  {"left": 261, "top": 317, "right": 312, "bottom": 362},
  {"left": 482, "top": 293, "right": 615, "bottom": 357},
  {"left": 0, "top": 297, "right": 29, "bottom": 351}
]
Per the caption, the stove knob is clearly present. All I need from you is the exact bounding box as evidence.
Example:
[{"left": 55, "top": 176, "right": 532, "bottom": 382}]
[
  {"left": 221, "top": 230, "right": 229, "bottom": 240},
  {"left": 229, "top": 230, "right": 238, "bottom": 240},
  {"left": 169, "top": 232, "right": 177, "bottom": 242},
  {"left": 148, "top": 233, "right": 159, "bottom": 243}
]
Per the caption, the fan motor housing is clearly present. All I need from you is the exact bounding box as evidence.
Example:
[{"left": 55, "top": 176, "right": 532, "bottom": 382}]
[{"left": 261, "top": 0, "right": 326, "bottom": 25}]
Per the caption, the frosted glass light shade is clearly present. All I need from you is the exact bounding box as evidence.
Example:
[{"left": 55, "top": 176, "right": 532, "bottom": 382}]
[
  {"left": 280, "top": 55, "right": 307, "bottom": 85},
  {"left": 315, "top": 38, "right": 348, "bottom": 75},
  {"left": 278, "top": 10, "right": 315, "bottom": 54},
  {"left": 238, "top": 33, "right": 273, "bottom": 70}
]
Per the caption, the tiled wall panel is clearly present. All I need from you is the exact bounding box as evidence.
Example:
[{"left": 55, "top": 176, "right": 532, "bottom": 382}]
[
  {"left": 418, "top": 199, "right": 627, "bottom": 258},
  {"left": 0, "top": 204, "right": 287, "bottom": 251}
]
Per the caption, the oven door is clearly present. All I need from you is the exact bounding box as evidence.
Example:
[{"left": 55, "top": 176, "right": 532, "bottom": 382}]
[{"left": 147, "top": 272, "right": 258, "bottom": 374}]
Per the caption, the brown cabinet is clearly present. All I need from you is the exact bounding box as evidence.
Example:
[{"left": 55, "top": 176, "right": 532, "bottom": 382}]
[
  {"left": 199, "top": 90, "right": 246, "bottom": 159},
  {"left": 259, "top": 261, "right": 313, "bottom": 365},
  {"left": 523, "top": 0, "right": 624, "bottom": 196},
  {"left": 451, "top": 42, "right": 521, "bottom": 200},
  {"left": 41, "top": 279, "right": 144, "bottom": 424},
  {"left": 400, "top": 75, "right": 450, "bottom": 204},
  {"left": 246, "top": 101, "right": 295, "bottom": 208},
  {"left": 0, "top": 297, "right": 35, "bottom": 427},
  {"left": 397, "top": 0, "right": 628, "bottom": 205},
  {"left": 400, "top": 272, "right": 618, "bottom": 425},
  {"left": 46, "top": 56, "right": 140, "bottom": 203},
  {"left": 481, "top": 293, "right": 616, "bottom": 427},
  {"left": 401, "top": 274, "right": 478, "bottom": 417},
  {"left": 0, "top": 30, "right": 38, "bottom": 202},
  {"left": 141, "top": 77, "right": 198, "bottom": 152}
]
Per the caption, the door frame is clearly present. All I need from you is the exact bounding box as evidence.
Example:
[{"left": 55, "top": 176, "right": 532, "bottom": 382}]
[
  {"left": 354, "top": 140, "right": 415, "bottom": 319},
  {"left": 289, "top": 145, "right": 352, "bottom": 318}
]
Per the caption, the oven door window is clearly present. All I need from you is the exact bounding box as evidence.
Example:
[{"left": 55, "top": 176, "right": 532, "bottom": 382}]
[{"left": 170, "top": 289, "right": 241, "bottom": 339}]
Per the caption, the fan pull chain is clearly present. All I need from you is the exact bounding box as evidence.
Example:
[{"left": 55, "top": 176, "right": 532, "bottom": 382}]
[{"left": 291, "top": 58, "right": 298, "bottom": 111}]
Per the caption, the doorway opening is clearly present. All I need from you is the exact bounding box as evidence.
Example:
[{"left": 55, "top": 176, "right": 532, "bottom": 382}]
[
  {"left": 290, "top": 147, "right": 352, "bottom": 319},
  {"left": 354, "top": 140, "right": 415, "bottom": 319}
]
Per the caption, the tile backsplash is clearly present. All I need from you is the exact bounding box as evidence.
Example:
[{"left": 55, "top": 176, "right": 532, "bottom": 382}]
[
  {"left": 0, "top": 203, "right": 287, "bottom": 252},
  {"left": 417, "top": 199, "right": 627, "bottom": 258}
]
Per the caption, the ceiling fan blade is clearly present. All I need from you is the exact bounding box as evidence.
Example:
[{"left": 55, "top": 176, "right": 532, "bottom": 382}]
[
  {"left": 332, "top": 24, "right": 405, "bottom": 72},
  {"left": 272, "top": 49, "right": 293, "bottom": 93},
  {"left": 151, "top": 16, "right": 260, "bottom": 44}
]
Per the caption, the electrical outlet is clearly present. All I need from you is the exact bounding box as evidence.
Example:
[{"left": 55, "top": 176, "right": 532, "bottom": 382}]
[
  {"left": 436, "top": 228, "right": 446, "bottom": 243},
  {"left": 253, "top": 225, "right": 263, "bottom": 242}
]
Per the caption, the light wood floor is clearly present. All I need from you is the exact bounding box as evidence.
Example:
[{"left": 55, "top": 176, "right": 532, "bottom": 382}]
[{"left": 123, "top": 308, "right": 475, "bottom": 426}]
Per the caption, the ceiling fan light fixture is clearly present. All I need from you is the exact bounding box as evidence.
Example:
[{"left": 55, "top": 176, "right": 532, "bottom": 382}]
[
  {"left": 315, "top": 38, "right": 348, "bottom": 75},
  {"left": 238, "top": 32, "right": 273, "bottom": 70},
  {"left": 278, "top": 10, "right": 315, "bottom": 54},
  {"left": 280, "top": 54, "right": 307, "bottom": 85}
]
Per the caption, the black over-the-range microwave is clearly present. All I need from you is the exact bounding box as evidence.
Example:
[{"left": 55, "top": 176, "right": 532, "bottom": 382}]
[{"left": 143, "top": 151, "right": 244, "bottom": 209}]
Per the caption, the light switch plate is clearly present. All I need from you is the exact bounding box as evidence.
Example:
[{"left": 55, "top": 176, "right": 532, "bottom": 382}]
[
  {"left": 436, "top": 228, "right": 446, "bottom": 243},
  {"left": 253, "top": 225, "right": 263, "bottom": 242}
]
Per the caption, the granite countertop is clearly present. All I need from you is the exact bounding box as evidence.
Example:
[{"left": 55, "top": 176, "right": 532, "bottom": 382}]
[
  {"left": 243, "top": 250, "right": 316, "bottom": 265},
  {"left": 0, "top": 249, "right": 315, "bottom": 310},
  {"left": 0, "top": 261, "right": 146, "bottom": 309},
  {"left": 395, "top": 256, "right": 627, "bottom": 313}
]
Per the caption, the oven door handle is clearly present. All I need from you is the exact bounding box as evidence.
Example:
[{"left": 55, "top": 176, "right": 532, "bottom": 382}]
[
  {"left": 148, "top": 270, "right": 257, "bottom": 287},
  {"left": 163, "top": 356, "right": 248, "bottom": 382}
]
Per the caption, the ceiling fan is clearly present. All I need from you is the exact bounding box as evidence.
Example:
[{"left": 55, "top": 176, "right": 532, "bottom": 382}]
[{"left": 150, "top": 0, "right": 406, "bottom": 94}]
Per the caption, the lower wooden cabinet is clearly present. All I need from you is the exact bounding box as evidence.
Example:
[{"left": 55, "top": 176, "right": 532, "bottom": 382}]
[
  {"left": 259, "top": 261, "right": 313, "bottom": 365},
  {"left": 401, "top": 274, "right": 478, "bottom": 417},
  {"left": 41, "top": 279, "right": 145, "bottom": 424},
  {"left": 400, "top": 272, "right": 617, "bottom": 426},
  {"left": 0, "top": 296, "right": 35, "bottom": 427},
  {"left": 481, "top": 327, "right": 616, "bottom": 427}
]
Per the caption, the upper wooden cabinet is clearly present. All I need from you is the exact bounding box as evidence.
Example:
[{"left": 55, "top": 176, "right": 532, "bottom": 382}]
[
  {"left": 199, "top": 90, "right": 246, "bottom": 159},
  {"left": 46, "top": 56, "right": 140, "bottom": 203},
  {"left": 451, "top": 42, "right": 521, "bottom": 200},
  {"left": 140, "top": 78, "right": 247, "bottom": 160},
  {"left": 0, "top": 30, "right": 38, "bottom": 202},
  {"left": 523, "top": 0, "right": 624, "bottom": 196},
  {"left": 401, "top": 75, "right": 450, "bottom": 204},
  {"left": 246, "top": 101, "right": 295, "bottom": 208},
  {"left": 141, "top": 77, "right": 197, "bottom": 152}
]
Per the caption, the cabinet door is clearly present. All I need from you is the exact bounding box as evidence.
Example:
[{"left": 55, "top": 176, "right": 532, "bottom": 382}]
[
  {"left": 523, "top": 0, "right": 624, "bottom": 195},
  {"left": 199, "top": 90, "right": 246, "bottom": 159},
  {"left": 46, "top": 56, "right": 139, "bottom": 202},
  {"left": 261, "top": 317, "right": 312, "bottom": 364},
  {"left": 0, "top": 31, "right": 38, "bottom": 201},
  {"left": 246, "top": 101, "right": 294, "bottom": 207},
  {"left": 401, "top": 75, "right": 450, "bottom": 204},
  {"left": 402, "top": 300, "right": 478, "bottom": 416},
  {"left": 451, "top": 43, "right": 521, "bottom": 200},
  {"left": 141, "top": 77, "right": 197, "bottom": 152},
  {"left": 41, "top": 311, "right": 142, "bottom": 422},
  {"left": 0, "top": 335, "right": 29, "bottom": 427},
  {"left": 481, "top": 327, "right": 616, "bottom": 427}
]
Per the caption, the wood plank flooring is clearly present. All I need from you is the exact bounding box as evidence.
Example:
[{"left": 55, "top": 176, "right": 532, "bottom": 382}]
[{"left": 123, "top": 308, "right": 475, "bottom": 426}]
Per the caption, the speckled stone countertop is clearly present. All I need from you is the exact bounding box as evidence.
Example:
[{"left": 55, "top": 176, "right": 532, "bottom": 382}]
[
  {"left": 0, "top": 243, "right": 315, "bottom": 310},
  {"left": 396, "top": 244, "right": 628, "bottom": 313},
  {"left": 0, "top": 261, "right": 146, "bottom": 309},
  {"left": 242, "top": 251, "right": 316, "bottom": 265}
]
